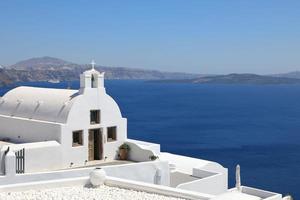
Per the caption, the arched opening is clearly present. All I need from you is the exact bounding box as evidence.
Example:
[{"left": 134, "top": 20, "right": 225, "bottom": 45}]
[{"left": 91, "top": 74, "right": 96, "bottom": 88}]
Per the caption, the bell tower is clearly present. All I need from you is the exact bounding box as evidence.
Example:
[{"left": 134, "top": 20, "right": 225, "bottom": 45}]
[{"left": 79, "top": 60, "right": 105, "bottom": 93}]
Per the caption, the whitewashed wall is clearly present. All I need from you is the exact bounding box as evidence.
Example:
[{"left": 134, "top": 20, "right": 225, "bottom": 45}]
[
  {"left": 59, "top": 88, "right": 128, "bottom": 168},
  {"left": 103, "top": 161, "right": 170, "bottom": 186},
  {"left": 0, "top": 74, "right": 128, "bottom": 172},
  {"left": 7, "top": 141, "right": 62, "bottom": 173},
  {"left": 0, "top": 115, "right": 61, "bottom": 143},
  {"left": 240, "top": 187, "right": 282, "bottom": 200},
  {"left": 0, "top": 161, "right": 169, "bottom": 186},
  {"left": 126, "top": 139, "right": 160, "bottom": 162},
  {"left": 177, "top": 172, "right": 227, "bottom": 195}
]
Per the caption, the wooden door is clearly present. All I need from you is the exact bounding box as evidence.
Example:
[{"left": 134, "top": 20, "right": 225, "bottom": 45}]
[
  {"left": 94, "top": 129, "right": 103, "bottom": 160},
  {"left": 88, "top": 131, "right": 94, "bottom": 161}
]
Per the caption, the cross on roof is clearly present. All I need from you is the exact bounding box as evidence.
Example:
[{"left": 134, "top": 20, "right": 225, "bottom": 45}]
[{"left": 91, "top": 60, "right": 96, "bottom": 70}]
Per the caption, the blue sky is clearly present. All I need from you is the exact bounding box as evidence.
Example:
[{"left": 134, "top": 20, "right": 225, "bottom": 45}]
[{"left": 0, "top": 0, "right": 300, "bottom": 74}]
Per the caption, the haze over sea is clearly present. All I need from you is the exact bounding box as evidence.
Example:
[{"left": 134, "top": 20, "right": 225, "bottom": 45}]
[{"left": 1, "top": 80, "right": 300, "bottom": 198}]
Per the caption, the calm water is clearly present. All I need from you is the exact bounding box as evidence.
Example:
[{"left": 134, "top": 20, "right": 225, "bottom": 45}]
[{"left": 1, "top": 80, "right": 300, "bottom": 198}]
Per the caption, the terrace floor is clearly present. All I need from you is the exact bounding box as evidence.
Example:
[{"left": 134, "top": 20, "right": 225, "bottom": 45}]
[
  {"left": 72, "top": 160, "right": 135, "bottom": 169},
  {"left": 170, "top": 171, "right": 199, "bottom": 187},
  {"left": 86, "top": 160, "right": 134, "bottom": 167}
]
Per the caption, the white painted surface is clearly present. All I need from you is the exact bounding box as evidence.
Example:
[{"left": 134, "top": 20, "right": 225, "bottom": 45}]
[
  {"left": 126, "top": 139, "right": 160, "bottom": 162},
  {"left": 20, "top": 141, "right": 61, "bottom": 173},
  {"left": 177, "top": 173, "right": 227, "bottom": 195},
  {"left": 0, "top": 115, "right": 61, "bottom": 143},
  {"left": 159, "top": 153, "right": 212, "bottom": 174},
  {"left": 0, "top": 86, "right": 77, "bottom": 123},
  {"left": 236, "top": 186, "right": 283, "bottom": 200},
  {"left": 0, "top": 68, "right": 128, "bottom": 172},
  {"left": 0, "top": 164, "right": 282, "bottom": 200},
  {"left": 103, "top": 161, "right": 170, "bottom": 186},
  {"left": 1, "top": 141, "right": 62, "bottom": 173},
  {"left": 211, "top": 191, "right": 261, "bottom": 200},
  {"left": 159, "top": 153, "right": 228, "bottom": 195},
  {"left": 4, "top": 151, "right": 15, "bottom": 177},
  {"left": 0, "top": 167, "right": 94, "bottom": 185},
  {"left": 106, "top": 176, "right": 213, "bottom": 200},
  {"left": 127, "top": 139, "right": 161, "bottom": 154},
  {"left": 0, "top": 160, "right": 168, "bottom": 187},
  {"left": 159, "top": 152, "right": 227, "bottom": 175},
  {"left": 215, "top": 187, "right": 283, "bottom": 200}
]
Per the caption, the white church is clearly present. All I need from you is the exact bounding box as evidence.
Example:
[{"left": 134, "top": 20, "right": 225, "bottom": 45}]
[
  {"left": 0, "top": 62, "right": 127, "bottom": 172},
  {"left": 0, "top": 62, "right": 286, "bottom": 200}
]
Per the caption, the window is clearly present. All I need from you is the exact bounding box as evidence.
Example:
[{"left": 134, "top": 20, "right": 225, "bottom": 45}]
[
  {"left": 90, "top": 110, "right": 100, "bottom": 124},
  {"left": 107, "top": 126, "right": 117, "bottom": 142},
  {"left": 72, "top": 130, "right": 83, "bottom": 147}
]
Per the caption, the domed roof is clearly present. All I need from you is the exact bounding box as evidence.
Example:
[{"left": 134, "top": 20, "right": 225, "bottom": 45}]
[{"left": 0, "top": 86, "right": 79, "bottom": 123}]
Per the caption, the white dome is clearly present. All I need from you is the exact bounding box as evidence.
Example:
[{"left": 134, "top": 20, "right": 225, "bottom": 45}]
[{"left": 0, "top": 86, "right": 79, "bottom": 123}]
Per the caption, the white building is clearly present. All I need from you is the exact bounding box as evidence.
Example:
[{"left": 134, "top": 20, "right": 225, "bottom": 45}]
[
  {"left": 0, "top": 63, "right": 127, "bottom": 172},
  {"left": 0, "top": 61, "right": 285, "bottom": 200}
]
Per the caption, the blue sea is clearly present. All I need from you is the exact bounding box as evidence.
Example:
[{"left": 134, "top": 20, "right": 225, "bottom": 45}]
[{"left": 1, "top": 80, "right": 300, "bottom": 198}]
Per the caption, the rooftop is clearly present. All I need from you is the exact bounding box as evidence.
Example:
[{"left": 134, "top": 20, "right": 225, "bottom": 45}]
[
  {"left": 170, "top": 171, "right": 199, "bottom": 188},
  {"left": 0, "top": 86, "right": 78, "bottom": 123}
]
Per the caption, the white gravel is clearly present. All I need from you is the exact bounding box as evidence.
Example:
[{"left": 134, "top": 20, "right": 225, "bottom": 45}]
[{"left": 0, "top": 185, "right": 187, "bottom": 200}]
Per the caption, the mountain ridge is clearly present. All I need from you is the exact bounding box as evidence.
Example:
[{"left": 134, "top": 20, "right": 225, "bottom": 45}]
[
  {"left": 152, "top": 73, "right": 300, "bottom": 85},
  {"left": 0, "top": 57, "right": 200, "bottom": 86},
  {"left": 9, "top": 56, "right": 77, "bottom": 70},
  {"left": 1, "top": 56, "right": 300, "bottom": 87},
  {"left": 270, "top": 71, "right": 300, "bottom": 79}
]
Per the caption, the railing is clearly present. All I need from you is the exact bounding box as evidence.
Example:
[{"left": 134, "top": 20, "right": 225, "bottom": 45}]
[{"left": 15, "top": 148, "right": 25, "bottom": 174}]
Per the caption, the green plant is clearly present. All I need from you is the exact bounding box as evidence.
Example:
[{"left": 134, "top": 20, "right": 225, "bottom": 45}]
[
  {"left": 119, "top": 143, "right": 130, "bottom": 151},
  {"left": 149, "top": 155, "right": 159, "bottom": 161}
]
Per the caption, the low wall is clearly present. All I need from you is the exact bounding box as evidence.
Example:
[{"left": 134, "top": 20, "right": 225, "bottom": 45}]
[
  {"left": 0, "top": 177, "right": 89, "bottom": 192},
  {"left": 0, "top": 160, "right": 169, "bottom": 186},
  {"left": 177, "top": 172, "right": 227, "bottom": 195},
  {"left": 10, "top": 141, "right": 62, "bottom": 173},
  {"left": 0, "top": 167, "right": 93, "bottom": 185},
  {"left": 126, "top": 139, "right": 160, "bottom": 162},
  {"left": 106, "top": 176, "right": 213, "bottom": 200},
  {"left": 0, "top": 115, "right": 61, "bottom": 143},
  {"left": 103, "top": 161, "right": 170, "bottom": 186},
  {"left": 241, "top": 186, "right": 282, "bottom": 200}
]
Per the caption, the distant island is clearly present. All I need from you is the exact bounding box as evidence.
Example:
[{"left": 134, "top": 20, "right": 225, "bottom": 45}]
[
  {"left": 153, "top": 73, "right": 300, "bottom": 85},
  {"left": 0, "top": 56, "right": 300, "bottom": 86},
  {"left": 0, "top": 56, "right": 198, "bottom": 87}
]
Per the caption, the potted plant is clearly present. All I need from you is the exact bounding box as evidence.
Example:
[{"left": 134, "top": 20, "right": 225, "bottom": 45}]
[
  {"left": 149, "top": 155, "right": 159, "bottom": 161},
  {"left": 119, "top": 143, "right": 130, "bottom": 160}
]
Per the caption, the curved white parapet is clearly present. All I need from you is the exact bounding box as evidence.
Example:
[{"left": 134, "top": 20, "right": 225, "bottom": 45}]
[
  {"left": 125, "top": 139, "right": 160, "bottom": 162},
  {"left": 283, "top": 196, "right": 293, "bottom": 200},
  {"left": 230, "top": 186, "right": 283, "bottom": 200}
]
